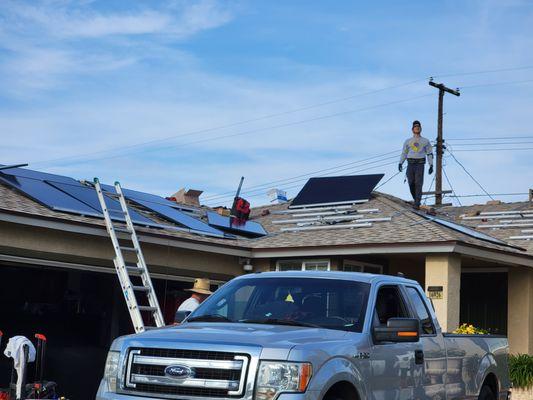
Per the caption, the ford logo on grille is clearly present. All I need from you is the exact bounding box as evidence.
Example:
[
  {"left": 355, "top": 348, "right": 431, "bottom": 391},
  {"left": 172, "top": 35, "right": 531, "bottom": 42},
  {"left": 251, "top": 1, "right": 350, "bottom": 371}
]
[{"left": 165, "top": 365, "right": 194, "bottom": 379}]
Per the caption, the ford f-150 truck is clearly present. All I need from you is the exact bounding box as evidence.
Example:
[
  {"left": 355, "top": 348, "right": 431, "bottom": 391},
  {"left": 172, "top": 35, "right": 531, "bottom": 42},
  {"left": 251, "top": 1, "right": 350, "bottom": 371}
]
[{"left": 97, "top": 271, "right": 510, "bottom": 400}]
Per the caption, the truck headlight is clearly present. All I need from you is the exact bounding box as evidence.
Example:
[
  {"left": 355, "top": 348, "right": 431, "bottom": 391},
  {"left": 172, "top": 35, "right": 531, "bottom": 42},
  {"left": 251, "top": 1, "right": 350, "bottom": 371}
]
[
  {"left": 104, "top": 351, "right": 120, "bottom": 392},
  {"left": 255, "top": 361, "right": 312, "bottom": 400}
]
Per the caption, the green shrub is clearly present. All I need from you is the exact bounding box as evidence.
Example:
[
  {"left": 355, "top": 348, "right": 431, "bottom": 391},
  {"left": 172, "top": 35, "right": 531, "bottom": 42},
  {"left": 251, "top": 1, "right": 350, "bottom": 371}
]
[
  {"left": 509, "top": 354, "right": 533, "bottom": 389},
  {"left": 452, "top": 323, "right": 488, "bottom": 334}
]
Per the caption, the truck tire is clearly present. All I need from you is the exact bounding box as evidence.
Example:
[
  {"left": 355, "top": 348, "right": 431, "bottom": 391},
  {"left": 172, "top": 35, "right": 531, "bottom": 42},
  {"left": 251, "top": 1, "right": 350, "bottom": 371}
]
[{"left": 478, "top": 385, "right": 496, "bottom": 400}]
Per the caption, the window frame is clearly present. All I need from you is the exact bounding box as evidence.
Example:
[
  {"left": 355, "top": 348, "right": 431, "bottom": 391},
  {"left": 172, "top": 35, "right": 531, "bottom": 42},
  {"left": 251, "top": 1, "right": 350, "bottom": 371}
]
[
  {"left": 342, "top": 260, "right": 383, "bottom": 274},
  {"left": 276, "top": 259, "right": 331, "bottom": 271}
]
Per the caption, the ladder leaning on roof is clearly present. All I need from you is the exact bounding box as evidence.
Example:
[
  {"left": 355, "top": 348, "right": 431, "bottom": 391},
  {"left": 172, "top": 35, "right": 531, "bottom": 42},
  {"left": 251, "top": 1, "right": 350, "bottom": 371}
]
[{"left": 93, "top": 178, "right": 165, "bottom": 333}]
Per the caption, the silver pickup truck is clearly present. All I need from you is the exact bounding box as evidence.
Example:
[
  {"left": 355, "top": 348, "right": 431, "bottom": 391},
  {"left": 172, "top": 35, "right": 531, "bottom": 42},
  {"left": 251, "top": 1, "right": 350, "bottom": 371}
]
[{"left": 97, "top": 271, "right": 510, "bottom": 400}]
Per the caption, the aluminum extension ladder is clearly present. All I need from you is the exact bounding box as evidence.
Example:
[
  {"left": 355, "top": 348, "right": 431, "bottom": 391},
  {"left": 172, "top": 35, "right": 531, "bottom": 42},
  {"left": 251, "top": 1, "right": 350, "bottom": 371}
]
[{"left": 93, "top": 178, "right": 165, "bottom": 333}]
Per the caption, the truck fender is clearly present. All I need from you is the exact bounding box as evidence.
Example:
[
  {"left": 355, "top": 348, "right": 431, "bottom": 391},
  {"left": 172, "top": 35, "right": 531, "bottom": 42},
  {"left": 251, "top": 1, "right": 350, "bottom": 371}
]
[
  {"left": 308, "top": 357, "right": 368, "bottom": 400},
  {"left": 474, "top": 353, "right": 498, "bottom": 394}
]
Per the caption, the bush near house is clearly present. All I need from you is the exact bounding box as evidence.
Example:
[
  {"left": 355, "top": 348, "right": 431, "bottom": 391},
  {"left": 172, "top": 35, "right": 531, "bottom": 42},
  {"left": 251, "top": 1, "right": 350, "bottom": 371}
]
[
  {"left": 452, "top": 323, "right": 488, "bottom": 334},
  {"left": 509, "top": 354, "right": 533, "bottom": 389}
]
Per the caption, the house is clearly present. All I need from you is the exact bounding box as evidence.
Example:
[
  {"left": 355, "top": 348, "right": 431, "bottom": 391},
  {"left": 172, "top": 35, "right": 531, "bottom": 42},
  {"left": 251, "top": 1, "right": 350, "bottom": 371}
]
[{"left": 0, "top": 166, "right": 532, "bottom": 399}]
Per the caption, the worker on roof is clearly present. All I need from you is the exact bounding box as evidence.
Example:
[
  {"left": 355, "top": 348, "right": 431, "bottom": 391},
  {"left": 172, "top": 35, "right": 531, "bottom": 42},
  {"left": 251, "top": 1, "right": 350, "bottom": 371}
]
[
  {"left": 398, "top": 120, "right": 433, "bottom": 210},
  {"left": 177, "top": 278, "right": 213, "bottom": 313}
]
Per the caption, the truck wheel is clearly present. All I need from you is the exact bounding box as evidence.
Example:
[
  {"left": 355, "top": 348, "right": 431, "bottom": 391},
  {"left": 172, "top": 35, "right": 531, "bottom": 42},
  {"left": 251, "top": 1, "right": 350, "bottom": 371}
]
[{"left": 478, "top": 385, "right": 496, "bottom": 400}]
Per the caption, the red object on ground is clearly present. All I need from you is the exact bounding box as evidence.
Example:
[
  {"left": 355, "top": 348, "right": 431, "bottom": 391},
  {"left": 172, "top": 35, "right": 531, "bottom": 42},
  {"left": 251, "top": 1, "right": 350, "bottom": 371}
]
[{"left": 35, "top": 333, "right": 47, "bottom": 342}]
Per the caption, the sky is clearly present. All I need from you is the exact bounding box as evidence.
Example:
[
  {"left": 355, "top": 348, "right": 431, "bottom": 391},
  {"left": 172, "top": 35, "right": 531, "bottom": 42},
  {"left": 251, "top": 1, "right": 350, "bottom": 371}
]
[{"left": 1, "top": 0, "right": 532, "bottom": 208}]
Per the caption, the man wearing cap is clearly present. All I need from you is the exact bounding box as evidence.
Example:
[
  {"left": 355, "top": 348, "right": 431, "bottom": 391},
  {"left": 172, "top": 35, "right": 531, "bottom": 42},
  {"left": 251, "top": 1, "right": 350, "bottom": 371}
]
[
  {"left": 399, "top": 120, "right": 434, "bottom": 210},
  {"left": 177, "top": 278, "right": 213, "bottom": 313}
]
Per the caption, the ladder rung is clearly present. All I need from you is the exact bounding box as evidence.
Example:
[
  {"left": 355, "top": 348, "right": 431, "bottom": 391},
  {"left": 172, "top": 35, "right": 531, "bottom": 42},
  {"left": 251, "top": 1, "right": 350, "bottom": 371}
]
[
  {"left": 113, "top": 226, "right": 131, "bottom": 234},
  {"left": 120, "top": 246, "right": 137, "bottom": 252},
  {"left": 126, "top": 266, "right": 144, "bottom": 275},
  {"left": 138, "top": 306, "right": 157, "bottom": 312},
  {"left": 132, "top": 285, "right": 150, "bottom": 292}
]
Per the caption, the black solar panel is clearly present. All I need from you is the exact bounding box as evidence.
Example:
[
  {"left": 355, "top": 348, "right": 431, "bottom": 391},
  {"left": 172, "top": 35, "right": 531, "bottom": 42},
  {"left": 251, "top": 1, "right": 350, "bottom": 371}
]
[
  {"left": 48, "top": 181, "right": 156, "bottom": 226},
  {"left": 0, "top": 165, "right": 78, "bottom": 184},
  {"left": 0, "top": 174, "right": 100, "bottom": 217},
  {"left": 131, "top": 199, "right": 225, "bottom": 236},
  {"left": 207, "top": 211, "right": 267, "bottom": 237},
  {"left": 290, "top": 174, "right": 384, "bottom": 208}
]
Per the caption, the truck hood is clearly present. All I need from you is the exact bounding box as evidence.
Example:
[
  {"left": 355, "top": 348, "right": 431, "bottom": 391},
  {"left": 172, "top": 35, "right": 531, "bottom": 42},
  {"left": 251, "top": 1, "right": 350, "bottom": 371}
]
[{"left": 114, "top": 322, "right": 352, "bottom": 359}]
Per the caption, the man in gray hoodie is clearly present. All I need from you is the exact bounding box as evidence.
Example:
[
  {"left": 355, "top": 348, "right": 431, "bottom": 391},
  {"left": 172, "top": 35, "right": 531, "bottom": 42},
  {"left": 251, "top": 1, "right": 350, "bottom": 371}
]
[{"left": 398, "top": 120, "right": 433, "bottom": 210}]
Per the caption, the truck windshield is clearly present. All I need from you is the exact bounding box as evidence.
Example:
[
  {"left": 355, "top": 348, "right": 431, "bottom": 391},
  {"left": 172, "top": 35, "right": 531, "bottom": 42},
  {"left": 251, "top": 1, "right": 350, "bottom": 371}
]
[{"left": 187, "top": 277, "right": 370, "bottom": 332}]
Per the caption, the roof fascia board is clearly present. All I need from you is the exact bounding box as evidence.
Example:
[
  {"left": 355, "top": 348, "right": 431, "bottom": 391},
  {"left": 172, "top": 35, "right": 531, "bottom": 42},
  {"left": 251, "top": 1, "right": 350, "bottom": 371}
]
[
  {"left": 0, "top": 253, "right": 228, "bottom": 284},
  {"left": 0, "top": 211, "right": 251, "bottom": 257},
  {"left": 454, "top": 243, "right": 533, "bottom": 268},
  {"left": 251, "top": 243, "right": 457, "bottom": 258}
]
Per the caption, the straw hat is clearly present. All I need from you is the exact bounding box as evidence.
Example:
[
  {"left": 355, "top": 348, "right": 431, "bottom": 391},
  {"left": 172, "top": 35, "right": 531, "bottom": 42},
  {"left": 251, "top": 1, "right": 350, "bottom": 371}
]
[{"left": 185, "top": 278, "right": 213, "bottom": 295}]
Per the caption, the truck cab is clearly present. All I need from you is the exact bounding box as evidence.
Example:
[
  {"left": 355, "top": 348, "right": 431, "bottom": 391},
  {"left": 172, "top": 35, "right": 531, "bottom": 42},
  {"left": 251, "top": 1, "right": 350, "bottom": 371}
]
[{"left": 97, "top": 271, "right": 510, "bottom": 400}]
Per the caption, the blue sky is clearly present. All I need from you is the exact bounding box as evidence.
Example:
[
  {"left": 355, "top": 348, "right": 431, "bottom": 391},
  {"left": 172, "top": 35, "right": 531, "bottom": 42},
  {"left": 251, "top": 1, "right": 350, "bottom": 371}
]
[{"left": 1, "top": 0, "right": 532, "bottom": 207}]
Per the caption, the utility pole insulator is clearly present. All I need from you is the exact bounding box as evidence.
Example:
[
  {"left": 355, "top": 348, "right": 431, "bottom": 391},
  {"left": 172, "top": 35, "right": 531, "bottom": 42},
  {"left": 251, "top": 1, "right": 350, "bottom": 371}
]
[{"left": 429, "top": 80, "right": 460, "bottom": 206}]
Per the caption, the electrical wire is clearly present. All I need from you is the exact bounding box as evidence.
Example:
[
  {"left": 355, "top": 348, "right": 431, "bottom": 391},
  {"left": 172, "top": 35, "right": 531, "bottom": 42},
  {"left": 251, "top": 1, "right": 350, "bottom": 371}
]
[
  {"left": 447, "top": 136, "right": 533, "bottom": 141},
  {"left": 459, "top": 78, "right": 533, "bottom": 90},
  {"left": 202, "top": 149, "right": 400, "bottom": 201},
  {"left": 432, "top": 65, "right": 533, "bottom": 79},
  {"left": 374, "top": 170, "right": 402, "bottom": 191},
  {"left": 442, "top": 166, "right": 462, "bottom": 206},
  {"left": 31, "top": 94, "right": 432, "bottom": 168},
  {"left": 446, "top": 192, "right": 529, "bottom": 198},
  {"left": 27, "top": 64, "right": 533, "bottom": 168},
  {"left": 452, "top": 147, "right": 533, "bottom": 152},
  {"left": 446, "top": 150, "right": 494, "bottom": 200}
]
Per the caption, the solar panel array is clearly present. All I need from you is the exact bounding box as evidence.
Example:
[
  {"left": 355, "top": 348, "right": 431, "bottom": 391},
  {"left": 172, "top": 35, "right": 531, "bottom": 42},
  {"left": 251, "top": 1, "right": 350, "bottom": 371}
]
[
  {"left": 206, "top": 211, "right": 267, "bottom": 237},
  {"left": 272, "top": 202, "right": 391, "bottom": 232},
  {"left": 0, "top": 166, "right": 267, "bottom": 238},
  {"left": 460, "top": 210, "right": 533, "bottom": 241}
]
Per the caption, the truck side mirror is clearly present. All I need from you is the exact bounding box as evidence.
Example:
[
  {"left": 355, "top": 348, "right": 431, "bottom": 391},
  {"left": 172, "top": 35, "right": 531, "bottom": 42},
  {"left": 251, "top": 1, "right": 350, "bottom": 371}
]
[
  {"left": 373, "top": 318, "right": 420, "bottom": 344},
  {"left": 175, "top": 310, "right": 191, "bottom": 324}
]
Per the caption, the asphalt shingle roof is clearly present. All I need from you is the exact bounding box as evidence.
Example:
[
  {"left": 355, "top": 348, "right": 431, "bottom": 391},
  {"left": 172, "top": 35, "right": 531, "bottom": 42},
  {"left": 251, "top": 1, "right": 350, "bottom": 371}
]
[{"left": 0, "top": 178, "right": 531, "bottom": 259}]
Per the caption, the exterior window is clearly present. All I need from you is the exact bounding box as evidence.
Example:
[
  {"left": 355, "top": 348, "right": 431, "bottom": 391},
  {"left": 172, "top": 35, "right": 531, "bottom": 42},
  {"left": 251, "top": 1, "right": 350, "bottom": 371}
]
[
  {"left": 373, "top": 286, "right": 409, "bottom": 327},
  {"left": 406, "top": 286, "right": 436, "bottom": 335},
  {"left": 276, "top": 260, "right": 330, "bottom": 271},
  {"left": 343, "top": 260, "right": 383, "bottom": 274}
]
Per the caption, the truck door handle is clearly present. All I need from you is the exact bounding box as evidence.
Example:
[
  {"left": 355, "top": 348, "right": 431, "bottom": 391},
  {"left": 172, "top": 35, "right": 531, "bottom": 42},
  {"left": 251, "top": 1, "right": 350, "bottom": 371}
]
[{"left": 415, "top": 350, "right": 424, "bottom": 365}]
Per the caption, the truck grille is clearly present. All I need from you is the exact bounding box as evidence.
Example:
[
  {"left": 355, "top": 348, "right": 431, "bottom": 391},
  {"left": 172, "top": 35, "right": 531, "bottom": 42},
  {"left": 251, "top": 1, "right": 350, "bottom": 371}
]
[{"left": 124, "top": 347, "right": 250, "bottom": 398}]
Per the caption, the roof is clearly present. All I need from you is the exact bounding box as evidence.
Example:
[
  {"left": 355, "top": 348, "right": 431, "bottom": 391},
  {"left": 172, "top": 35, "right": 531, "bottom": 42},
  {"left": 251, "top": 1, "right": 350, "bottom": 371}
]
[
  {"left": 440, "top": 201, "right": 533, "bottom": 254},
  {"left": 249, "top": 192, "right": 528, "bottom": 256},
  {"left": 1, "top": 176, "right": 532, "bottom": 263}
]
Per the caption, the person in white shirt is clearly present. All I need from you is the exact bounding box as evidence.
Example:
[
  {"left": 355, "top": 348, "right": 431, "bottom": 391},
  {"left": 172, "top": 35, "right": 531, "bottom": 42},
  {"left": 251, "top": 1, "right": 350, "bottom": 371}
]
[{"left": 177, "top": 278, "right": 213, "bottom": 313}]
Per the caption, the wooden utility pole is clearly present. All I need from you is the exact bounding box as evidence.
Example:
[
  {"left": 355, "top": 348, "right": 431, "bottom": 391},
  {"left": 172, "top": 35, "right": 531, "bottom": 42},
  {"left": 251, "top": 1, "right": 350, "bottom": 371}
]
[{"left": 429, "top": 79, "right": 460, "bottom": 205}]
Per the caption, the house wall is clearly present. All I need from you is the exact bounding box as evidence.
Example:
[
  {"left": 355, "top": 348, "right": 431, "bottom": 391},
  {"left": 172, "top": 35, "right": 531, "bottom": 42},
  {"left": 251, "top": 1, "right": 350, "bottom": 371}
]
[
  {"left": 508, "top": 266, "right": 533, "bottom": 354},
  {"left": 0, "top": 221, "right": 242, "bottom": 279}
]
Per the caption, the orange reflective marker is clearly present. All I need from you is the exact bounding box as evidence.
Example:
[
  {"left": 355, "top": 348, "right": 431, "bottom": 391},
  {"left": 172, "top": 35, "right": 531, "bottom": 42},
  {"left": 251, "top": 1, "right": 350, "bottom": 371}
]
[
  {"left": 397, "top": 331, "right": 418, "bottom": 337},
  {"left": 299, "top": 363, "right": 313, "bottom": 392}
]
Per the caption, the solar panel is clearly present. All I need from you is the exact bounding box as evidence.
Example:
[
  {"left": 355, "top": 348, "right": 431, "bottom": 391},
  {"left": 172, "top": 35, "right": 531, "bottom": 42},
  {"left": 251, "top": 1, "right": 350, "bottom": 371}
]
[
  {"left": 100, "top": 184, "right": 200, "bottom": 213},
  {"left": 207, "top": 211, "right": 267, "bottom": 237},
  {"left": 130, "top": 199, "right": 224, "bottom": 236},
  {"left": 0, "top": 174, "right": 100, "bottom": 217},
  {"left": 0, "top": 165, "right": 79, "bottom": 184},
  {"left": 48, "top": 181, "right": 156, "bottom": 225},
  {"left": 417, "top": 212, "right": 510, "bottom": 246},
  {"left": 290, "top": 174, "right": 384, "bottom": 208}
]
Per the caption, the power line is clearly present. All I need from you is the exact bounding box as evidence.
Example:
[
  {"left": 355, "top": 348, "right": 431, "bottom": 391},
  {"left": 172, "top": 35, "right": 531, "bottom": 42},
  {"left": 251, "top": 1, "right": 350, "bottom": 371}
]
[
  {"left": 32, "top": 94, "right": 432, "bottom": 168},
  {"left": 446, "top": 192, "right": 529, "bottom": 198},
  {"left": 28, "top": 65, "right": 533, "bottom": 168},
  {"left": 452, "top": 147, "right": 533, "bottom": 152},
  {"left": 446, "top": 150, "right": 494, "bottom": 200},
  {"left": 447, "top": 136, "right": 533, "bottom": 141},
  {"left": 442, "top": 166, "right": 462, "bottom": 206},
  {"left": 459, "top": 78, "right": 533, "bottom": 89},
  {"left": 204, "top": 160, "right": 399, "bottom": 205},
  {"left": 433, "top": 65, "right": 533, "bottom": 79},
  {"left": 449, "top": 141, "right": 533, "bottom": 146},
  {"left": 202, "top": 149, "right": 400, "bottom": 201},
  {"left": 30, "top": 80, "right": 425, "bottom": 167},
  {"left": 374, "top": 170, "right": 402, "bottom": 191}
]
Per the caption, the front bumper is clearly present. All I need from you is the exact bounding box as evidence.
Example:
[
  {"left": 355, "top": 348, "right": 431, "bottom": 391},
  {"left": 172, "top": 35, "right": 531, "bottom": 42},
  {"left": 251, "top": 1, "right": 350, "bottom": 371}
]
[{"left": 96, "top": 380, "right": 320, "bottom": 400}]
